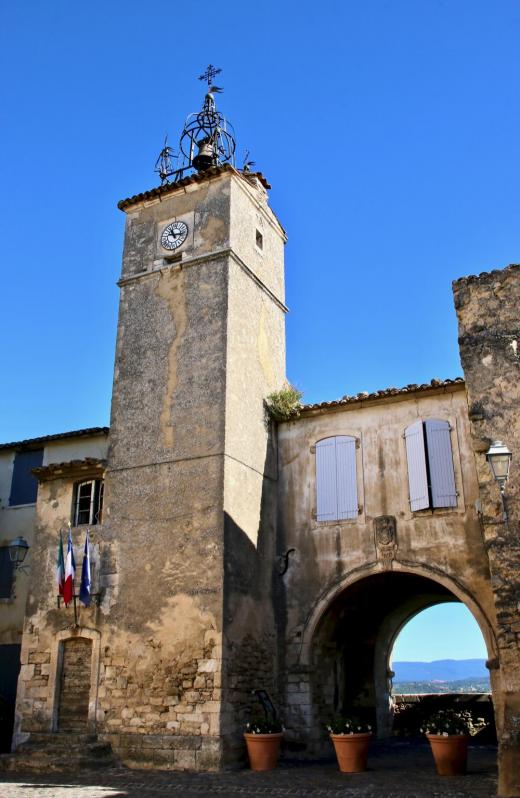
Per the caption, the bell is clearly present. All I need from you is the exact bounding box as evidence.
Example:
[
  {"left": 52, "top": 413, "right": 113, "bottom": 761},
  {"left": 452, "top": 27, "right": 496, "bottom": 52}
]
[{"left": 192, "top": 137, "right": 215, "bottom": 172}]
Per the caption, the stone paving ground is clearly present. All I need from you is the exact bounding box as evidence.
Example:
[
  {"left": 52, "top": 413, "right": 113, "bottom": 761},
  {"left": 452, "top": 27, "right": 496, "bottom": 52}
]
[{"left": 0, "top": 740, "right": 497, "bottom": 798}]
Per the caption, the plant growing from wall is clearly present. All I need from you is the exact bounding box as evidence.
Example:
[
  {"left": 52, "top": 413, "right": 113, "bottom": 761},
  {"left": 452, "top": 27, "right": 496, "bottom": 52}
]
[{"left": 265, "top": 383, "right": 303, "bottom": 422}]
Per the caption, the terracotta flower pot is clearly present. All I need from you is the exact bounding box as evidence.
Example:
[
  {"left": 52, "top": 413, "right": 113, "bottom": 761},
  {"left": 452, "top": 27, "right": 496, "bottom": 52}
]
[
  {"left": 426, "top": 733, "right": 468, "bottom": 776},
  {"left": 244, "top": 732, "right": 283, "bottom": 771},
  {"left": 330, "top": 732, "right": 371, "bottom": 773}
]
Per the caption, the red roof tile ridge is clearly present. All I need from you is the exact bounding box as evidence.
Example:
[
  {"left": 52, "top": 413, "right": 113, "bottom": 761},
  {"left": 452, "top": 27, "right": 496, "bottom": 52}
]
[
  {"left": 0, "top": 426, "right": 109, "bottom": 451},
  {"left": 300, "top": 377, "right": 465, "bottom": 412},
  {"left": 118, "top": 165, "right": 271, "bottom": 211}
]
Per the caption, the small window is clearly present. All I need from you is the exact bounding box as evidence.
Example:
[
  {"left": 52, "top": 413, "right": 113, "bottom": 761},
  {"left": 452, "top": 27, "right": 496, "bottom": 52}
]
[
  {"left": 0, "top": 547, "right": 14, "bottom": 599},
  {"left": 9, "top": 449, "right": 43, "bottom": 506},
  {"left": 315, "top": 436, "right": 358, "bottom": 522},
  {"left": 404, "top": 419, "right": 457, "bottom": 511},
  {"left": 255, "top": 229, "right": 263, "bottom": 250},
  {"left": 73, "top": 479, "right": 104, "bottom": 526}
]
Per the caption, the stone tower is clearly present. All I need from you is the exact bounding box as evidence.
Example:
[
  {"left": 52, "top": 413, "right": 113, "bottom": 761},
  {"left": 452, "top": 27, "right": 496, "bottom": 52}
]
[{"left": 103, "top": 161, "right": 286, "bottom": 767}]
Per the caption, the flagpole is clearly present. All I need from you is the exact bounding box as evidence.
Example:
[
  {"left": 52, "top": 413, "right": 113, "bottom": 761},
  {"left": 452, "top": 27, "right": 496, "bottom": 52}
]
[{"left": 69, "top": 522, "right": 78, "bottom": 627}]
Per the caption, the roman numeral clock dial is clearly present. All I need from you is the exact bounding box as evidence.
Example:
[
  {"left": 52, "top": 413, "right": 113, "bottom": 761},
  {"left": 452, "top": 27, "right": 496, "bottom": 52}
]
[{"left": 161, "top": 220, "right": 188, "bottom": 251}]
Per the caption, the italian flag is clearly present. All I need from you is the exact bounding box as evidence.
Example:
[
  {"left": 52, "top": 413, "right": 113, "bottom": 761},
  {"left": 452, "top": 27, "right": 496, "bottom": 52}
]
[
  {"left": 56, "top": 532, "right": 65, "bottom": 597},
  {"left": 63, "top": 529, "right": 76, "bottom": 607}
]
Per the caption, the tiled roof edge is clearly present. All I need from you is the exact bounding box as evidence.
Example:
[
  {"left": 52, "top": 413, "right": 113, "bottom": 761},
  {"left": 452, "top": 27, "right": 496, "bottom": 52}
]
[
  {"left": 117, "top": 165, "right": 271, "bottom": 211},
  {"left": 298, "top": 378, "right": 465, "bottom": 414},
  {"left": 453, "top": 263, "right": 520, "bottom": 286},
  {"left": 0, "top": 427, "right": 109, "bottom": 451}
]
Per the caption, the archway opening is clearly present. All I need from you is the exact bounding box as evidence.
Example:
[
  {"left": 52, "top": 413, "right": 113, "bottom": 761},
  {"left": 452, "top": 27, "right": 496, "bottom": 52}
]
[
  {"left": 308, "top": 570, "right": 494, "bottom": 754},
  {"left": 391, "top": 603, "right": 489, "bottom": 694},
  {"left": 389, "top": 603, "right": 494, "bottom": 740}
]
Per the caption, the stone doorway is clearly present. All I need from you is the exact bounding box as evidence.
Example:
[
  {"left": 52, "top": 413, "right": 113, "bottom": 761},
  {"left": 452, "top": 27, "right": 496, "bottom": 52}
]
[
  {"left": 306, "top": 571, "right": 496, "bottom": 755},
  {"left": 57, "top": 637, "right": 92, "bottom": 732}
]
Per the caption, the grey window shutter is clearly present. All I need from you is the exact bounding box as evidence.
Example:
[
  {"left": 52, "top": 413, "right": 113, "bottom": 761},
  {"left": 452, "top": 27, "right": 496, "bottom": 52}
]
[
  {"left": 316, "top": 437, "right": 338, "bottom": 521},
  {"left": 336, "top": 436, "right": 358, "bottom": 520},
  {"left": 405, "top": 421, "right": 430, "bottom": 511},
  {"left": 425, "top": 419, "right": 457, "bottom": 508}
]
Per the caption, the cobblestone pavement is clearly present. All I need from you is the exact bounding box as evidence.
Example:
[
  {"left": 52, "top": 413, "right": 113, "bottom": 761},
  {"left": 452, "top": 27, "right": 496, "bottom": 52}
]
[{"left": 0, "top": 741, "right": 497, "bottom": 798}]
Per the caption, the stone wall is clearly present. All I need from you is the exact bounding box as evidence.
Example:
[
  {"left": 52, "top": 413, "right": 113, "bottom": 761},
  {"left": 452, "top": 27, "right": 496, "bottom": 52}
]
[
  {"left": 454, "top": 263, "right": 520, "bottom": 798},
  {"left": 276, "top": 384, "right": 498, "bottom": 755},
  {"left": 13, "top": 168, "right": 287, "bottom": 771}
]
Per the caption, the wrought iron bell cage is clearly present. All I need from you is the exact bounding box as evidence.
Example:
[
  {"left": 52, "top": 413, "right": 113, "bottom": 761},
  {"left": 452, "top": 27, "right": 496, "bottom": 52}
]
[
  {"left": 180, "top": 92, "right": 236, "bottom": 173},
  {"left": 154, "top": 67, "right": 237, "bottom": 185}
]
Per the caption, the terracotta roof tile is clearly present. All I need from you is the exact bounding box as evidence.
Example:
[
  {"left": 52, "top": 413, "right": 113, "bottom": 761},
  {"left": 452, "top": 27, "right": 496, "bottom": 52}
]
[
  {"left": 33, "top": 457, "right": 106, "bottom": 481},
  {"left": 0, "top": 427, "right": 109, "bottom": 451},
  {"left": 299, "top": 378, "right": 465, "bottom": 414},
  {"left": 118, "top": 164, "right": 271, "bottom": 211}
]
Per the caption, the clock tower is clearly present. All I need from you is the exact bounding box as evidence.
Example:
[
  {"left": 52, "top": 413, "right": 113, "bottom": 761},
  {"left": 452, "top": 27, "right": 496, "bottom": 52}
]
[{"left": 101, "top": 72, "right": 287, "bottom": 768}]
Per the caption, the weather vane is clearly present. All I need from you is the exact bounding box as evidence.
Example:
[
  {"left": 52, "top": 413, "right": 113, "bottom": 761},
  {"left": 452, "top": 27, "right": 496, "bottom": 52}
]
[
  {"left": 198, "top": 64, "right": 222, "bottom": 89},
  {"left": 154, "top": 135, "right": 178, "bottom": 183}
]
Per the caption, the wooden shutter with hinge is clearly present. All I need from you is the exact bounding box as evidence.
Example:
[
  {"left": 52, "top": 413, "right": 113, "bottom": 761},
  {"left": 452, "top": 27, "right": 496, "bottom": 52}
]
[
  {"left": 404, "top": 420, "right": 430, "bottom": 511},
  {"left": 425, "top": 419, "right": 457, "bottom": 508}
]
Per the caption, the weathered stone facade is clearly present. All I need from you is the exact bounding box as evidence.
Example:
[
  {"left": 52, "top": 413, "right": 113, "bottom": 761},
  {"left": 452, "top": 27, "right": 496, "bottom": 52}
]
[
  {"left": 1, "top": 164, "right": 518, "bottom": 796},
  {"left": 454, "top": 264, "right": 520, "bottom": 797},
  {"left": 11, "top": 166, "right": 286, "bottom": 770},
  {"left": 275, "top": 382, "right": 499, "bottom": 756}
]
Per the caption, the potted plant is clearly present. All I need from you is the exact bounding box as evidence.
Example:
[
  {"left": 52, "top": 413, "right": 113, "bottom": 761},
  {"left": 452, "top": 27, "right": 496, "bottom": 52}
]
[
  {"left": 421, "top": 708, "right": 487, "bottom": 776},
  {"left": 244, "top": 715, "right": 283, "bottom": 771},
  {"left": 327, "top": 716, "right": 373, "bottom": 773}
]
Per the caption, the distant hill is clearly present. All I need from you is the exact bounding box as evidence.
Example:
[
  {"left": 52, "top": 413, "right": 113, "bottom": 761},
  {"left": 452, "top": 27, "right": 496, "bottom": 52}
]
[
  {"left": 392, "top": 677, "right": 491, "bottom": 694},
  {"left": 392, "top": 658, "right": 488, "bottom": 682}
]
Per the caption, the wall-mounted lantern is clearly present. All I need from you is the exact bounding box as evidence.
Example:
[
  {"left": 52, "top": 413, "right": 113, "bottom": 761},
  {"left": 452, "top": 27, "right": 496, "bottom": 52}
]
[
  {"left": 8, "top": 536, "right": 30, "bottom": 572},
  {"left": 486, "top": 440, "right": 512, "bottom": 493}
]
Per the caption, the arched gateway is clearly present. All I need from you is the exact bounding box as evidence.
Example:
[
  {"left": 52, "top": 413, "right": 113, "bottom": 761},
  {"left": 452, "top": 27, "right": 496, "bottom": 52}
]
[
  {"left": 292, "top": 565, "right": 497, "bottom": 753},
  {"left": 276, "top": 378, "right": 504, "bottom": 762}
]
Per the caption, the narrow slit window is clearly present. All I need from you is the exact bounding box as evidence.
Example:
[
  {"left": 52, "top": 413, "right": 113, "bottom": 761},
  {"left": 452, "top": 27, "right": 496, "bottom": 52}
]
[{"left": 255, "top": 230, "right": 263, "bottom": 250}]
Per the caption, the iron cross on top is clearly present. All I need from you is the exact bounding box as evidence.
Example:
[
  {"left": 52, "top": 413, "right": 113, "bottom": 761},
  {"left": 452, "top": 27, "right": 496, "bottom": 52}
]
[{"left": 198, "top": 64, "right": 222, "bottom": 88}]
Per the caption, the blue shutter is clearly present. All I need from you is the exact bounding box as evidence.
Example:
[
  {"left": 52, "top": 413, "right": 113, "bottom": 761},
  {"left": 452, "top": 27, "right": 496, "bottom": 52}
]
[
  {"left": 316, "top": 438, "right": 337, "bottom": 521},
  {"left": 336, "top": 436, "right": 358, "bottom": 520},
  {"left": 9, "top": 449, "right": 43, "bottom": 506},
  {"left": 425, "top": 419, "right": 457, "bottom": 508},
  {"left": 404, "top": 421, "right": 430, "bottom": 511}
]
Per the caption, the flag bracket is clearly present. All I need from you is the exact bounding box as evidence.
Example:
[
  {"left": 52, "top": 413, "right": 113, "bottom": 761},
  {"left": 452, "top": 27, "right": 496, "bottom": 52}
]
[{"left": 57, "top": 592, "right": 102, "bottom": 626}]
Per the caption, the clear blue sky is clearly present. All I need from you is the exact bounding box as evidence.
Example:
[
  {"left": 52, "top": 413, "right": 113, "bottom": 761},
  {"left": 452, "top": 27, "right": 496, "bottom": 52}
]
[
  {"left": 1, "top": 1, "right": 516, "bottom": 659},
  {"left": 392, "top": 604, "right": 487, "bottom": 662}
]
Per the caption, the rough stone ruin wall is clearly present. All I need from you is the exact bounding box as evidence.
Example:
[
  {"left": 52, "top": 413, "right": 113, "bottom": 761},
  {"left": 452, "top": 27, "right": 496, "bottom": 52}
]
[{"left": 454, "top": 263, "right": 520, "bottom": 797}]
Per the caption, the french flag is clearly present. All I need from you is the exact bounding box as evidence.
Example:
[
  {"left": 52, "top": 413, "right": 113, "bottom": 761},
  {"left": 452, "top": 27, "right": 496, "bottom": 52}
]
[
  {"left": 63, "top": 529, "right": 76, "bottom": 607},
  {"left": 56, "top": 532, "right": 65, "bottom": 597}
]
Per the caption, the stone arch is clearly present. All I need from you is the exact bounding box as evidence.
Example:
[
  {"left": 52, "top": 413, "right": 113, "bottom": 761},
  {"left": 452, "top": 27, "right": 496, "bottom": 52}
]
[
  {"left": 289, "top": 563, "right": 497, "bottom": 754},
  {"left": 48, "top": 627, "right": 101, "bottom": 733},
  {"left": 298, "top": 562, "right": 497, "bottom": 666}
]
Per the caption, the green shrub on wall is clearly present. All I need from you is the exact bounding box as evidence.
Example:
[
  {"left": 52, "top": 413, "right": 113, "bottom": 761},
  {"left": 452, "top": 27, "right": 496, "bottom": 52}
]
[{"left": 265, "top": 383, "right": 303, "bottom": 422}]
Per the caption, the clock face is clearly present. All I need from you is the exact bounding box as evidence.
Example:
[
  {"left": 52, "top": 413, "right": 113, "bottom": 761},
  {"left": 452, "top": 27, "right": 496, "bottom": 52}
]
[{"left": 160, "top": 220, "right": 188, "bottom": 251}]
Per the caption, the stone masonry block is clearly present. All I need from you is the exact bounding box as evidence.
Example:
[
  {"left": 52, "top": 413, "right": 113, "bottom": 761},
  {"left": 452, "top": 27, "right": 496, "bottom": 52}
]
[{"left": 174, "top": 749, "right": 197, "bottom": 769}]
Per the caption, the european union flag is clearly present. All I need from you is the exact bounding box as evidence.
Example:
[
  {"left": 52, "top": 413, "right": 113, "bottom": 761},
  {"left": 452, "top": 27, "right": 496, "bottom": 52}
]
[{"left": 79, "top": 530, "right": 91, "bottom": 607}]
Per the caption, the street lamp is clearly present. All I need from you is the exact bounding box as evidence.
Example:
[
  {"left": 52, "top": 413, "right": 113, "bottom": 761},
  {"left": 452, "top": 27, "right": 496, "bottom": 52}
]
[
  {"left": 8, "top": 536, "right": 30, "bottom": 571},
  {"left": 486, "top": 441, "right": 512, "bottom": 494}
]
